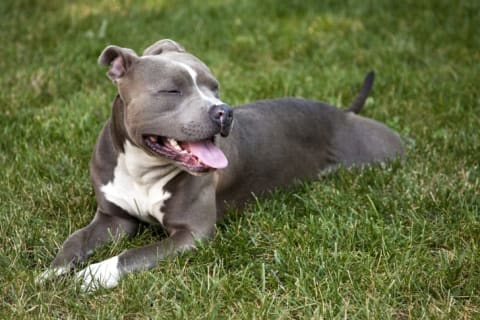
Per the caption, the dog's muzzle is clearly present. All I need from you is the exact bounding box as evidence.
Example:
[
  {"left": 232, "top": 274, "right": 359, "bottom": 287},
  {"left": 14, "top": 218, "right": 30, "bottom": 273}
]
[{"left": 209, "top": 104, "right": 234, "bottom": 137}]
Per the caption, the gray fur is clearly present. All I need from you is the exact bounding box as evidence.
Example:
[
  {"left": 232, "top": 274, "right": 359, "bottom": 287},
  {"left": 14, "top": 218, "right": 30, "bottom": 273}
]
[{"left": 38, "top": 39, "right": 404, "bottom": 290}]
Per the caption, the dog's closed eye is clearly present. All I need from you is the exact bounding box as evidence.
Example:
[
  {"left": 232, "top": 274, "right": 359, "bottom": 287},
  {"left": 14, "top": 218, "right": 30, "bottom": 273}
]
[{"left": 157, "top": 89, "right": 183, "bottom": 96}]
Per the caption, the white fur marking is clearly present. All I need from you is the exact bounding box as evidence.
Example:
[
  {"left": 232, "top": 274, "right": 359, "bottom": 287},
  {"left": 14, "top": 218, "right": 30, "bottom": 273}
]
[
  {"left": 175, "top": 61, "right": 224, "bottom": 106},
  {"left": 35, "top": 266, "right": 69, "bottom": 284},
  {"left": 144, "top": 55, "right": 223, "bottom": 106},
  {"left": 101, "top": 141, "right": 181, "bottom": 224},
  {"left": 76, "top": 256, "right": 120, "bottom": 291}
]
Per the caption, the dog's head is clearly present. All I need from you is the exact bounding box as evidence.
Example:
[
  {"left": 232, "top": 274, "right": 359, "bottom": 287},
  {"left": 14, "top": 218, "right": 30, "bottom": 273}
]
[{"left": 99, "top": 39, "right": 233, "bottom": 174}]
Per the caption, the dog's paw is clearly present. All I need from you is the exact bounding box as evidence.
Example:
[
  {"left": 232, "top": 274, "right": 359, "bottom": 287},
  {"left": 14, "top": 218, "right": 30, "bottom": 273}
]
[
  {"left": 35, "top": 266, "right": 69, "bottom": 284},
  {"left": 75, "top": 256, "right": 121, "bottom": 291}
]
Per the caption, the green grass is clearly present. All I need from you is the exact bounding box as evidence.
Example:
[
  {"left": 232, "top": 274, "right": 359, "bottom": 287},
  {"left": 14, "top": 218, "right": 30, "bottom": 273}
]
[{"left": 1, "top": 0, "right": 479, "bottom": 318}]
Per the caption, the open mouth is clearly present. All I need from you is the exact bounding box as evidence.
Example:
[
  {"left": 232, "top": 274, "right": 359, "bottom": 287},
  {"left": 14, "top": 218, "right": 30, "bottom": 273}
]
[{"left": 143, "top": 135, "right": 228, "bottom": 172}]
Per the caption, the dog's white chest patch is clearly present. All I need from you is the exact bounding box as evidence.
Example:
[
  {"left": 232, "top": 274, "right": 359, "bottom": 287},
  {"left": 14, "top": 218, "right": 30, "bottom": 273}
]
[{"left": 101, "top": 141, "right": 181, "bottom": 224}]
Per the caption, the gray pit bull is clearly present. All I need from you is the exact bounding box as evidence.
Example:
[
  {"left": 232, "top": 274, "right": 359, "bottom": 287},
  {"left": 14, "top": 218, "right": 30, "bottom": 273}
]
[{"left": 37, "top": 39, "right": 404, "bottom": 291}]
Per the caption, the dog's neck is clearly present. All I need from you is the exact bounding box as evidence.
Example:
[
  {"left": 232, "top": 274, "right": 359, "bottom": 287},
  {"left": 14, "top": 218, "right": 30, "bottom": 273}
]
[
  {"left": 100, "top": 140, "right": 181, "bottom": 223},
  {"left": 123, "top": 141, "right": 179, "bottom": 185},
  {"left": 110, "top": 94, "right": 128, "bottom": 153},
  {"left": 109, "top": 94, "right": 181, "bottom": 184}
]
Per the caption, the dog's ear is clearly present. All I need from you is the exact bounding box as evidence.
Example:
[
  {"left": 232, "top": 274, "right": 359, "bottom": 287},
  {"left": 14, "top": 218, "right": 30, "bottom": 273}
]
[
  {"left": 98, "top": 45, "right": 139, "bottom": 81},
  {"left": 142, "top": 39, "right": 186, "bottom": 56}
]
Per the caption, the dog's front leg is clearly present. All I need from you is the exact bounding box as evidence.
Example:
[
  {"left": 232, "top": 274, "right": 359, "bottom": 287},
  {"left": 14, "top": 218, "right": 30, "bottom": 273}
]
[
  {"left": 76, "top": 227, "right": 211, "bottom": 291},
  {"left": 77, "top": 174, "right": 218, "bottom": 291},
  {"left": 37, "top": 210, "right": 139, "bottom": 282}
]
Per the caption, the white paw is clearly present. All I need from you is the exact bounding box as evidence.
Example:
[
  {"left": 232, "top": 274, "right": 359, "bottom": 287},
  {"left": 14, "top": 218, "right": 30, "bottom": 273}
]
[
  {"left": 76, "top": 256, "right": 121, "bottom": 291},
  {"left": 35, "top": 266, "right": 69, "bottom": 284}
]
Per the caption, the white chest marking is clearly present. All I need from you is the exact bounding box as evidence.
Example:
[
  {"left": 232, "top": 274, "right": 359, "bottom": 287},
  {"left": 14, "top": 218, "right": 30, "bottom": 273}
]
[{"left": 101, "top": 141, "right": 181, "bottom": 224}]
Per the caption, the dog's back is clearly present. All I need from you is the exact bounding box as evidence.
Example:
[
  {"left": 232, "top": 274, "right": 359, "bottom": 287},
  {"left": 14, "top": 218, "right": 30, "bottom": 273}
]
[{"left": 215, "top": 72, "right": 404, "bottom": 210}]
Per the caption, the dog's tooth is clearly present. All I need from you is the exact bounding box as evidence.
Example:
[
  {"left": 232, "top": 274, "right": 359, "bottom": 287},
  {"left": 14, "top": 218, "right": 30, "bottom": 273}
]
[
  {"left": 168, "top": 138, "right": 182, "bottom": 151},
  {"left": 149, "top": 136, "right": 157, "bottom": 143}
]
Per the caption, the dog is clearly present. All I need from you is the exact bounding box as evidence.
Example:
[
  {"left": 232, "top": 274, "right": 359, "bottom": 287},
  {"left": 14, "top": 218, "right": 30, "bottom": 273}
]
[{"left": 37, "top": 39, "right": 404, "bottom": 291}]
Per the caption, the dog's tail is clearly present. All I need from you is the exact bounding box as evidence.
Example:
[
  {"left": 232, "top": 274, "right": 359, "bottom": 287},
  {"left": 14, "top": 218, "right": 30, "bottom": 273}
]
[{"left": 346, "top": 71, "right": 375, "bottom": 114}]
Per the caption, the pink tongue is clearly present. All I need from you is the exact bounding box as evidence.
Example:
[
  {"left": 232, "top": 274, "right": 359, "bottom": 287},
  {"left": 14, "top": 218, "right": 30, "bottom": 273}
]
[{"left": 183, "top": 140, "right": 228, "bottom": 169}]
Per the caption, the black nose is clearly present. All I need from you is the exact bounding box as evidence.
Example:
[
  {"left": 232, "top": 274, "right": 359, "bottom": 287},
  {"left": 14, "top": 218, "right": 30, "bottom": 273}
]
[{"left": 209, "top": 104, "right": 234, "bottom": 137}]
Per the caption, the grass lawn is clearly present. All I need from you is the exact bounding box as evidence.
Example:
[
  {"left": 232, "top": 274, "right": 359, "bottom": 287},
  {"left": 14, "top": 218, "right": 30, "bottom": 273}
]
[{"left": 1, "top": 0, "right": 479, "bottom": 318}]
